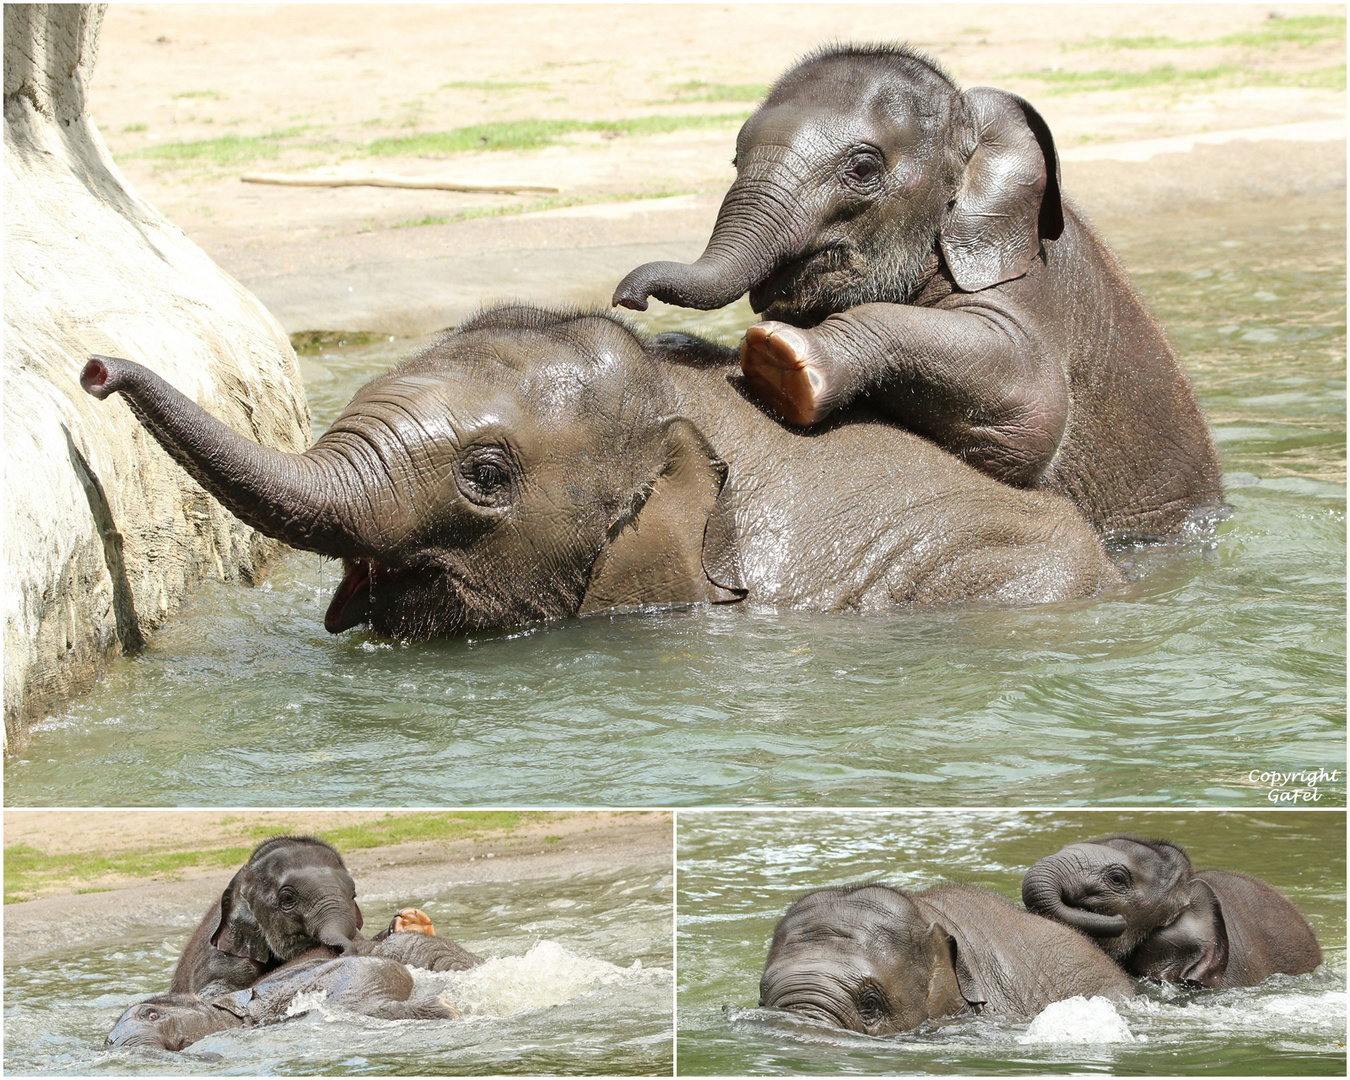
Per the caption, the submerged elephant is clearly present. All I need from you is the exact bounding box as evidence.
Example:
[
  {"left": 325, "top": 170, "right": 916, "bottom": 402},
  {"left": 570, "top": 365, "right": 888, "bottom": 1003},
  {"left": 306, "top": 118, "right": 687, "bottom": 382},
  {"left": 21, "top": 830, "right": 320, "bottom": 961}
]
[
  {"left": 613, "top": 45, "right": 1223, "bottom": 542},
  {"left": 107, "top": 948, "right": 461, "bottom": 1052},
  {"left": 759, "top": 883, "right": 1133, "bottom": 1035},
  {"left": 1021, "top": 836, "right": 1323, "bottom": 988},
  {"left": 81, "top": 305, "right": 1123, "bottom": 639}
]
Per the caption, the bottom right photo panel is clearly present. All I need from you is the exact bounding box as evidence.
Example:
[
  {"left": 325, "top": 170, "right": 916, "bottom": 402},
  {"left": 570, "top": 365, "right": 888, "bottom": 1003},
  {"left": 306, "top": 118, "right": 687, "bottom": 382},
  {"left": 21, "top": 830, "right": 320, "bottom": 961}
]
[{"left": 676, "top": 810, "right": 1345, "bottom": 1076}]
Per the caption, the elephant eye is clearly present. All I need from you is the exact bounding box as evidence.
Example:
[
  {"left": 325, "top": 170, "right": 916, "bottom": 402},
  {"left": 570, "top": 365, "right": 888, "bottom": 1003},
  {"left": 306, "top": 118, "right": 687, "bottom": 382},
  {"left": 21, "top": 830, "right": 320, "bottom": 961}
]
[
  {"left": 457, "top": 446, "right": 516, "bottom": 508},
  {"left": 142, "top": 1007, "right": 160, "bottom": 1021},
  {"left": 857, "top": 984, "right": 888, "bottom": 1021},
  {"left": 278, "top": 886, "right": 298, "bottom": 909},
  {"left": 1105, "top": 868, "right": 1130, "bottom": 889},
  {"left": 842, "top": 149, "right": 884, "bottom": 190}
]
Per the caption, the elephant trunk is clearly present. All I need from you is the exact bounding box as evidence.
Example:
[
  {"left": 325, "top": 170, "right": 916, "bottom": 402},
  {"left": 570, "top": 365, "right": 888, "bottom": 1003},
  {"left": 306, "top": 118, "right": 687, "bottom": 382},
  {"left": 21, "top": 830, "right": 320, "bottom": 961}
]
[
  {"left": 612, "top": 172, "right": 806, "bottom": 312},
  {"left": 1021, "top": 863, "right": 1129, "bottom": 939},
  {"left": 81, "top": 354, "right": 370, "bottom": 559}
]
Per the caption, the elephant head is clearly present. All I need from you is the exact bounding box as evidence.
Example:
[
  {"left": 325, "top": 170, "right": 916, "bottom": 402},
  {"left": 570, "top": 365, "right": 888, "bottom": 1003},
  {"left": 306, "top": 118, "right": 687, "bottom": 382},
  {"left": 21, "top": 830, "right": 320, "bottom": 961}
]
[
  {"left": 613, "top": 44, "right": 1061, "bottom": 324},
  {"left": 758, "top": 885, "right": 982, "bottom": 1035},
  {"left": 211, "top": 836, "right": 364, "bottom": 965},
  {"left": 81, "top": 307, "right": 742, "bottom": 638},
  {"left": 106, "top": 994, "right": 241, "bottom": 1051}
]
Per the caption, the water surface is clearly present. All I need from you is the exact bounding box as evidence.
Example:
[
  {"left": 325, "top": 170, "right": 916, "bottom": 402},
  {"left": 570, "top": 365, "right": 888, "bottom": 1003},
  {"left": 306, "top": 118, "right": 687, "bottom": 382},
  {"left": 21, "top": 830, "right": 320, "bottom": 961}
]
[
  {"left": 6, "top": 191, "right": 1343, "bottom": 806},
  {"left": 3, "top": 864, "right": 672, "bottom": 1075},
  {"left": 676, "top": 809, "right": 1345, "bottom": 1075}
]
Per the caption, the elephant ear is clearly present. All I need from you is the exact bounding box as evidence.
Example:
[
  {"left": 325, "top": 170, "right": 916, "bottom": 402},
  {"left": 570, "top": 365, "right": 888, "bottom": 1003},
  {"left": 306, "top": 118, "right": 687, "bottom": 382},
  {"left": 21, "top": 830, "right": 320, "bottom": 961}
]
[
  {"left": 926, "top": 922, "right": 988, "bottom": 1017},
  {"left": 941, "top": 87, "right": 1063, "bottom": 293},
  {"left": 209, "top": 869, "right": 273, "bottom": 965},
  {"left": 1177, "top": 880, "right": 1230, "bottom": 987},
  {"left": 580, "top": 416, "right": 745, "bottom": 614}
]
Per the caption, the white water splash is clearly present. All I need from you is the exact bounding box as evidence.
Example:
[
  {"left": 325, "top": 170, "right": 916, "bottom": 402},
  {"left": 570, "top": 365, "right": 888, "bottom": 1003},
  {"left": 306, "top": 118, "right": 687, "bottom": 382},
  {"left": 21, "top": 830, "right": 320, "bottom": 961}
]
[
  {"left": 1017, "top": 996, "right": 1137, "bottom": 1044},
  {"left": 433, "top": 940, "right": 652, "bottom": 1017}
]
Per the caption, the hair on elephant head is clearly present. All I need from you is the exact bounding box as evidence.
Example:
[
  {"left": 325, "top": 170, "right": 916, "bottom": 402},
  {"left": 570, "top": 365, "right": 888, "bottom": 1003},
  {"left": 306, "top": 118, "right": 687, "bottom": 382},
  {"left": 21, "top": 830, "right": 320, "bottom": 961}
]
[
  {"left": 1022, "top": 836, "right": 1323, "bottom": 988},
  {"left": 759, "top": 882, "right": 1132, "bottom": 1035},
  {"left": 613, "top": 43, "right": 1060, "bottom": 324},
  {"left": 170, "top": 836, "right": 364, "bottom": 997}
]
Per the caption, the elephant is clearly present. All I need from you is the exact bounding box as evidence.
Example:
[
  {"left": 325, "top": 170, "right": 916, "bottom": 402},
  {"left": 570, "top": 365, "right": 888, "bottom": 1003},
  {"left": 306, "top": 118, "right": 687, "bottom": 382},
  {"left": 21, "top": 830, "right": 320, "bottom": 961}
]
[
  {"left": 758, "top": 883, "right": 1134, "bottom": 1035},
  {"left": 612, "top": 44, "right": 1224, "bottom": 543},
  {"left": 1021, "top": 836, "right": 1323, "bottom": 988},
  {"left": 107, "top": 947, "right": 461, "bottom": 1052},
  {"left": 171, "top": 836, "right": 481, "bottom": 998},
  {"left": 80, "top": 304, "right": 1124, "bottom": 640}
]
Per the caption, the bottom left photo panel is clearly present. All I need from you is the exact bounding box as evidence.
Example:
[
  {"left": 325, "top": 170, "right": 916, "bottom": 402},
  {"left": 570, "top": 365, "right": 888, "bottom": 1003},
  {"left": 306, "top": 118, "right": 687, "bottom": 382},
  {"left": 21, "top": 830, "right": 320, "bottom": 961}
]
[{"left": 2, "top": 809, "right": 674, "bottom": 1076}]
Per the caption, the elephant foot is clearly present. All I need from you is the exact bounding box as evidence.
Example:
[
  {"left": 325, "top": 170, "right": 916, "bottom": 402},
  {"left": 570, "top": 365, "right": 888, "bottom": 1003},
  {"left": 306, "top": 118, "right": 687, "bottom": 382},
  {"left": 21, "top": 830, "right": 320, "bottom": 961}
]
[
  {"left": 740, "top": 322, "right": 843, "bottom": 427},
  {"left": 393, "top": 908, "right": 437, "bottom": 935}
]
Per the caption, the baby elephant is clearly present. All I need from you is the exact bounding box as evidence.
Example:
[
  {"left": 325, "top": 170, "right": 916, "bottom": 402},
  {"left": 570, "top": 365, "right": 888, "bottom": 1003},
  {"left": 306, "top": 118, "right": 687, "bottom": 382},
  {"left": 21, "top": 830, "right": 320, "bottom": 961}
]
[
  {"left": 172, "top": 836, "right": 366, "bottom": 998},
  {"left": 614, "top": 44, "right": 1222, "bottom": 541},
  {"left": 107, "top": 948, "right": 459, "bottom": 1052},
  {"left": 1021, "top": 836, "right": 1323, "bottom": 988},
  {"left": 759, "top": 883, "right": 1133, "bottom": 1035}
]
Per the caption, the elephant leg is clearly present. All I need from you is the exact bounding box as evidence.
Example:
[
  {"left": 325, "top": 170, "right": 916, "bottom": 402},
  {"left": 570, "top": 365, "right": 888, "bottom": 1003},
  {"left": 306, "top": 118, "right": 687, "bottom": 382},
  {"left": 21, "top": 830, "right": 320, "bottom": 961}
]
[
  {"left": 365, "top": 995, "right": 461, "bottom": 1020},
  {"left": 393, "top": 908, "right": 437, "bottom": 935},
  {"left": 740, "top": 322, "right": 861, "bottom": 426}
]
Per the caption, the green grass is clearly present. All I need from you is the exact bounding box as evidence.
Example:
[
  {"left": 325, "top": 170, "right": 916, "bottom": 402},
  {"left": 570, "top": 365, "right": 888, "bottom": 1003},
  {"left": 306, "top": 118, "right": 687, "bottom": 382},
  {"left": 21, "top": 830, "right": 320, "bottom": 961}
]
[
  {"left": 367, "top": 112, "right": 747, "bottom": 156},
  {"left": 665, "top": 80, "right": 768, "bottom": 103},
  {"left": 122, "top": 122, "right": 147, "bottom": 132},
  {"left": 441, "top": 80, "right": 550, "bottom": 92},
  {"left": 4, "top": 843, "right": 252, "bottom": 905},
  {"left": 171, "top": 89, "right": 222, "bottom": 100},
  {"left": 1019, "top": 63, "right": 1346, "bottom": 94},
  {"left": 134, "top": 127, "right": 309, "bottom": 165},
  {"left": 3, "top": 812, "right": 553, "bottom": 904},
  {"left": 1073, "top": 15, "right": 1346, "bottom": 52}
]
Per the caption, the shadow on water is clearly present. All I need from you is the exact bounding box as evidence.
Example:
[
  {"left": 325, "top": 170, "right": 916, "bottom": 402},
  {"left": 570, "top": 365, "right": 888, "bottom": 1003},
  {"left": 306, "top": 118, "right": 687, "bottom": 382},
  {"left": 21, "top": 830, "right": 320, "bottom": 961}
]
[
  {"left": 675, "top": 810, "right": 1347, "bottom": 1076},
  {"left": 5, "top": 191, "right": 1344, "bottom": 807}
]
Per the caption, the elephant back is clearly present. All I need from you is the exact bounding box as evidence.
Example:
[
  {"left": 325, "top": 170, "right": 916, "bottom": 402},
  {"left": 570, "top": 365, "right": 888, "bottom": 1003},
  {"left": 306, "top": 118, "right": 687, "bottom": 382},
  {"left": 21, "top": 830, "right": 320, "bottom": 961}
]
[
  {"left": 915, "top": 885, "right": 1134, "bottom": 1017},
  {"left": 1197, "top": 871, "right": 1322, "bottom": 986}
]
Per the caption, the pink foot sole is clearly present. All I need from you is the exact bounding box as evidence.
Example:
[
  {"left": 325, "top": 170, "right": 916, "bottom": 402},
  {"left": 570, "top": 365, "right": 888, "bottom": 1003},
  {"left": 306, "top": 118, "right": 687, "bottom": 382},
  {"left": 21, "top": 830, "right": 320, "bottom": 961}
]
[
  {"left": 740, "top": 323, "right": 832, "bottom": 426},
  {"left": 394, "top": 908, "right": 437, "bottom": 935}
]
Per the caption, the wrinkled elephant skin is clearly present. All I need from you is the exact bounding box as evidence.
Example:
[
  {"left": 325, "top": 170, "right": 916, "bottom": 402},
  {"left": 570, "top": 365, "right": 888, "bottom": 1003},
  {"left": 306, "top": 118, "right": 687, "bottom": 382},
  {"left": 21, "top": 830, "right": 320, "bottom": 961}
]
[
  {"left": 81, "top": 306, "right": 1123, "bottom": 639},
  {"left": 613, "top": 45, "right": 1223, "bottom": 541}
]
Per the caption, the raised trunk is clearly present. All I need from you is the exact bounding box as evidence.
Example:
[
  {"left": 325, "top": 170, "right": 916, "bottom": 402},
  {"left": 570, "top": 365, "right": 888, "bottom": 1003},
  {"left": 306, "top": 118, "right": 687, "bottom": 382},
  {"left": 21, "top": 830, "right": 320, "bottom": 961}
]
[
  {"left": 612, "top": 172, "right": 803, "bottom": 311},
  {"left": 81, "top": 355, "right": 368, "bottom": 558}
]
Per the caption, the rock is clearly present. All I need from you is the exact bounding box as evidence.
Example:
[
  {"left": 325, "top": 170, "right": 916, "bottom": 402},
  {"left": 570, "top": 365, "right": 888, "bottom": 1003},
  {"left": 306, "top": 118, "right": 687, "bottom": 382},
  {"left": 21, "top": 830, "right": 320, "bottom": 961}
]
[{"left": 3, "top": 5, "right": 310, "bottom": 746}]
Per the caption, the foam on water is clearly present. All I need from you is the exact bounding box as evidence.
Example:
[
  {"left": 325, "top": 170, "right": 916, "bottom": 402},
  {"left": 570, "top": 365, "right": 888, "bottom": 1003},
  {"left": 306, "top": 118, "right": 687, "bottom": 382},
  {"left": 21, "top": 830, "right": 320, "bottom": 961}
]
[
  {"left": 426, "top": 940, "right": 656, "bottom": 1017},
  {"left": 1017, "top": 996, "right": 1137, "bottom": 1045}
]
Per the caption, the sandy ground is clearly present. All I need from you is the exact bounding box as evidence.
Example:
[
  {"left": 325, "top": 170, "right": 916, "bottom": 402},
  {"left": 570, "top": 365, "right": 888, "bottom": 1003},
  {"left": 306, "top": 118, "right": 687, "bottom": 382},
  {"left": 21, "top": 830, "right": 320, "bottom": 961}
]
[
  {"left": 85, "top": 4, "right": 1346, "bottom": 335},
  {"left": 3, "top": 811, "right": 672, "bottom": 962}
]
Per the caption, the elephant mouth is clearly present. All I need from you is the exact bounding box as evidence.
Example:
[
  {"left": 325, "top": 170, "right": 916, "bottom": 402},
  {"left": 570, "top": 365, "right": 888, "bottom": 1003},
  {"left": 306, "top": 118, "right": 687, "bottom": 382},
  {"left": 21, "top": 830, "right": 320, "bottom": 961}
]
[
  {"left": 749, "top": 244, "right": 852, "bottom": 319},
  {"left": 325, "top": 558, "right": 378, "bottom": 633}
]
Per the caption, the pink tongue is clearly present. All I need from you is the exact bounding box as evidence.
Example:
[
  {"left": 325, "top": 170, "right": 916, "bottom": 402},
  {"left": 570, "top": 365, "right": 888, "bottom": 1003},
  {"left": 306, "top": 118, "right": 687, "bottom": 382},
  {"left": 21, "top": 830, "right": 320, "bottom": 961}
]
[{"left": 324, "top": 561, "right": 372, "bottom": 633}]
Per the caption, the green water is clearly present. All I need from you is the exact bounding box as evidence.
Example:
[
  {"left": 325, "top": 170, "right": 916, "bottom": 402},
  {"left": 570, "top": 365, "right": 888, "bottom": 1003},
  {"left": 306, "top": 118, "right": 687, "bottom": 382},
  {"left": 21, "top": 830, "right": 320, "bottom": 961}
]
[
  {"left": 676, "top": 809, "right": 1346, "bottom": 1075},
  {"left": 4, "top": 191, "right": 1343, "bottom": 806},
  {"left": 3, "top": 864, "right": 673, "bottom": 1075}
]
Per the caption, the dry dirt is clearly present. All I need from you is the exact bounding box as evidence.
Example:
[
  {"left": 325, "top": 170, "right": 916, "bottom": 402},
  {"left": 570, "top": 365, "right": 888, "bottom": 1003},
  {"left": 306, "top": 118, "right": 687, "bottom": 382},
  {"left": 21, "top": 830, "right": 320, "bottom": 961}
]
[{"left": 85, "top": 4, "right": 1346, "bottom": 335}]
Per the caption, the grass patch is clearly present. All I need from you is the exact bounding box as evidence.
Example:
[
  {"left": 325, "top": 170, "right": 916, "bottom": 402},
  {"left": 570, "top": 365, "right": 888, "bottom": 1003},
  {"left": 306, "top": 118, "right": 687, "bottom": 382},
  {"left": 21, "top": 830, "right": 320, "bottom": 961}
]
[
  {"left": 441, "top": 80, "right": 550, "bottom": 92},
  {"left": 368, "top": 113, "right": 747, "bottom": 156},
  {"left": 3, "top": 812, "right": 558, "bottom": 904},
  {"left": 4, "top": 843, "right": 251, "bottom": 905},
  {"left": 172, "top": 89, "right": 222, "bottom": 100},
  {"left": 1072, "top": 15, "right": 1346, "bottom": 52},
  {"left": 122, "top": 122, "right": 147, "bottom": 132},
  {"left": 135, "top": 127, "right": 309, "bottom": 165},
  {"left": 665, "top": 80, "right": 768, "bottom": 103},
  {"left": 1019, "top": 63, "right": 1346, "bottom": 94}
]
